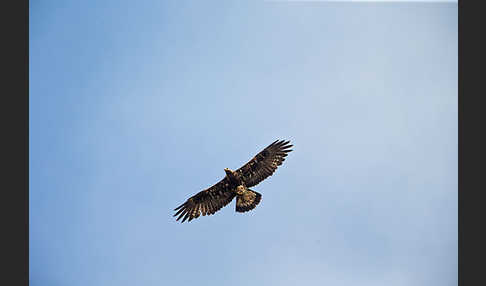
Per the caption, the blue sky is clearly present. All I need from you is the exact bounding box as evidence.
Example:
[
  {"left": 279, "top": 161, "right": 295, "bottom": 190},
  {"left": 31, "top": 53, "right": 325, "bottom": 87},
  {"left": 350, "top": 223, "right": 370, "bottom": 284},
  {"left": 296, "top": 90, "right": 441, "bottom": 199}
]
[{"left": 30, "top": 1, "right": 457, "bottom": 285}]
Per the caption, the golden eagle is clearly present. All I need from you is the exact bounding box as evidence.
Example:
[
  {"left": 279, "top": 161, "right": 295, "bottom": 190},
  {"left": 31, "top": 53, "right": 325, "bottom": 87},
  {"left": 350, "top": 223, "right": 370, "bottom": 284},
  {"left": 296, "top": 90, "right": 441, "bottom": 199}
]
[{"left": 173, "top": 140, "right": 293, "bottom": 223}]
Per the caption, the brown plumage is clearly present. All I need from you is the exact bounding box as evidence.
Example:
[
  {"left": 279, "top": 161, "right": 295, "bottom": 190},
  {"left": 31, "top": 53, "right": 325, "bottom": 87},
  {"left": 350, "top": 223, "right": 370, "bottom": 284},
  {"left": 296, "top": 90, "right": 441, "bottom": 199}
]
[{"left": 173, "top": 140, "right": 293, "bottom": 223}]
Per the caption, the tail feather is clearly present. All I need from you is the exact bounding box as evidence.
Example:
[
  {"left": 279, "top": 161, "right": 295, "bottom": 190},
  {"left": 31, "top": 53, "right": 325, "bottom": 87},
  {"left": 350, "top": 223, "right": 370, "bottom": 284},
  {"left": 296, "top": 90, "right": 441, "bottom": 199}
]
[{"left": 236, "top": 189, "right": 262, "bottom": 213}]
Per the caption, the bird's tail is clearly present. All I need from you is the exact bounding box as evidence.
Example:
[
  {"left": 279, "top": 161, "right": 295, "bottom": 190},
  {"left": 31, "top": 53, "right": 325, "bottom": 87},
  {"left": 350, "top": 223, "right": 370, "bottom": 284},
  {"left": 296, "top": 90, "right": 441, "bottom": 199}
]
[{"left": 235, "top": 189, "right": 262, "bottom": 213}]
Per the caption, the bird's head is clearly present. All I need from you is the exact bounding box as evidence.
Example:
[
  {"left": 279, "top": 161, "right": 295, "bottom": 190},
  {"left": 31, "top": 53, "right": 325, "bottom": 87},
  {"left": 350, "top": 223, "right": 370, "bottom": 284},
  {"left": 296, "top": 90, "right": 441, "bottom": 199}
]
[{"left": 224, "top": 168, "right": 233, "bottom": 176}]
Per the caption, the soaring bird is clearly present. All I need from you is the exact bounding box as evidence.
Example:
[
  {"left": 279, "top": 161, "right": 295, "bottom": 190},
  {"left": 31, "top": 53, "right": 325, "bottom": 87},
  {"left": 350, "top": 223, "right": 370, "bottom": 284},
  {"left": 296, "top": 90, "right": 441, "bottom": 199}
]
[{"left": 173, "top": 140, "right": 293, "bottom": 223}]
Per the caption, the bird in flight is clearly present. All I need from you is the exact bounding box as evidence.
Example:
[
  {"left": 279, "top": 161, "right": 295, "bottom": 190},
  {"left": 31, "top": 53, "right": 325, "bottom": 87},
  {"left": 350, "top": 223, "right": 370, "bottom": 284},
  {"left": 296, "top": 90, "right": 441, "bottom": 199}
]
[{"left": 173, "top": 139, "right": 293, "bottom": 223}]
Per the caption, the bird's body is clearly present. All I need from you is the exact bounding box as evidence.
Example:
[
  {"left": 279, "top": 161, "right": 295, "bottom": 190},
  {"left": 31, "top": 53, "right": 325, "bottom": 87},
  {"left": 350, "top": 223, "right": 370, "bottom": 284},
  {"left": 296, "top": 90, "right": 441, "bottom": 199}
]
[{"left": 173, "top": 140, "right": 293, "bottom": 223}]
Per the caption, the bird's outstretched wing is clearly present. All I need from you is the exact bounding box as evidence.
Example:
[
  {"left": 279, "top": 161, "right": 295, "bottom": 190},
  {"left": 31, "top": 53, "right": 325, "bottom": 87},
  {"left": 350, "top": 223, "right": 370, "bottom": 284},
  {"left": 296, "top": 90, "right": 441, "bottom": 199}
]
[
  {"left": 237, "top": 140, "right": 293, "bottom": 188},
  {"left": 173, "top": 178, "right": 236, "bottom": 223}
]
